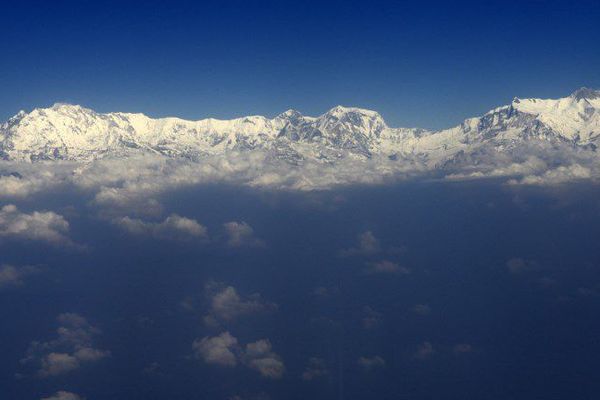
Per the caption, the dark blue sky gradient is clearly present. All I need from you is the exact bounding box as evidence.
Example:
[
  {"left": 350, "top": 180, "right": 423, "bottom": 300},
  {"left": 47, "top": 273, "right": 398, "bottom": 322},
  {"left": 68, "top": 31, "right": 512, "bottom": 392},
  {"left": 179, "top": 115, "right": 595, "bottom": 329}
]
[{"left": 1, "top": 0, "right": 599, "bottom": 128}]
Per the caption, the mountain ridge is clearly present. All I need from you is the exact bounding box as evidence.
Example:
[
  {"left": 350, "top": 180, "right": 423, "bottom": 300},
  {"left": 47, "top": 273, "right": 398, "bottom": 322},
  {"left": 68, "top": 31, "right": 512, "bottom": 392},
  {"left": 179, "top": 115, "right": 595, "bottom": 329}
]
[{"left": 1, "top": 88, "right": 599, "bottom": 170}]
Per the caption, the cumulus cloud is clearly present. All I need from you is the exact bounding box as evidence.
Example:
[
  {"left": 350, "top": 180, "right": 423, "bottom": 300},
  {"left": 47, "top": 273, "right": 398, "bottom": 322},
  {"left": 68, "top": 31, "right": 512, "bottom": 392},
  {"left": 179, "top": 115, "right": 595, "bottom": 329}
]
[
  {"left": 357, "top": 355, "right": 385, "bottom": 371},
  {"left": 114, "top": 214, "right": 208, "bottom": 241},
  {"left": 203, "top": 283, "right": 277, "bottom": 326},
  {"left": 21, "top": 313, "right": 109, "bottom": 377},
  {"left": 340, "top": 231, "right": 381, "bottom": 257},
  {"left": 0, "top": 174, "right": 42, "bottom": 199},
  {"left": 365, "top": 260, "right": 410, "bottom": 275},
  {"left": 40, "top": 352, "right": 81, "bottom": 376},
  {"left": 193, "top": 331, "right": 239, "bottom": 367},
  {"left": 0, "top": 204, "right": 73, "bottom": 246},
  {"left": 0, "top": 264, "right": 38, "bottom": 288},
  {"left": 223, "top": 221, "right": 265, "bottom": 248},
  {"left": 193, "top": 332, "right": 284, "bottom": 379},
  {"left": 242, "top": 339, "right": 285, "bottom": 379},
  {"left": 41, "top": 391, "right": 84, "bottom": 400},
  {"left": 414, "top": 341, "right": 435, "bottom": 360},
  {"left": 0, "top": 166, "right": 69, "bottom": 200},
  {"left": 302, "top": 357, "right": 329, "bottom": 381}
]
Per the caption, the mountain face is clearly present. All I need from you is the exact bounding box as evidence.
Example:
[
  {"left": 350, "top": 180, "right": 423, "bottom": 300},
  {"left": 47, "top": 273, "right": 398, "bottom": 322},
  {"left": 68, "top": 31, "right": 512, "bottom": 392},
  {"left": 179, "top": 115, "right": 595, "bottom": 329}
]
[{"left": 1, "top": 88, "right": 599, "bottom": 171}]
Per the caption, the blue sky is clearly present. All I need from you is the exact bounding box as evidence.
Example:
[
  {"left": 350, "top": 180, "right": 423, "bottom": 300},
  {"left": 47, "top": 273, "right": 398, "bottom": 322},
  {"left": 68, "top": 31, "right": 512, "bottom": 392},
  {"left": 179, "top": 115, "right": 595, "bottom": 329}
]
[{"left": 1, "top": 0, "right": 599, "bottom": 129}]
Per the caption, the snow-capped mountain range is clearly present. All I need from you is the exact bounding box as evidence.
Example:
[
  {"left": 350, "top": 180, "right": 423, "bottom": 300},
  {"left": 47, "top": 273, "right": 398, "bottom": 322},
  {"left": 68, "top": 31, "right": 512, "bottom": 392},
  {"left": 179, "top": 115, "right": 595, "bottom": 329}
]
[{"left": 1, "top": 88, "right": 599, "bottom": 172}]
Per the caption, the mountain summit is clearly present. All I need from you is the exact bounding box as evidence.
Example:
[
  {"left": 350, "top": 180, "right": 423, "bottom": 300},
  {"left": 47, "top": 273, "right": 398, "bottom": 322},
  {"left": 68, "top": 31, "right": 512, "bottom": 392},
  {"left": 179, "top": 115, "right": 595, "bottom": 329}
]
[{"left": 571, "top": 87, "right": 600, "bottom": 101}]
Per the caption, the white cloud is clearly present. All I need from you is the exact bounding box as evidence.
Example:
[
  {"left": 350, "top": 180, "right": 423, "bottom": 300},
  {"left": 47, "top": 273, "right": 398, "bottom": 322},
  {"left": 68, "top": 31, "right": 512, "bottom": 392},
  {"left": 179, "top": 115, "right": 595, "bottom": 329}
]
[
  {"left": 340, "top": 231, "right": 381, "bottom": 256},
  {"left": 243, "top": 339, "right": 285, "bottom": 379},
  {"left": 40, "top": 352, "right": 80, "bottom": 377},
  {"left": 93, "top": 189, "right": 164, "bottom": 218},
  {"left": 203, "top": 283, "right": 277, "bottom": 326},
  {"left": 193, "top": 332, "right": 285, "bottom": 378},
  {"left": 73, "top": 346, "right": 111, "bottom": 362},
  {"left": 302, "top": 357, "right": 328, "bottom": 381},
  {"left": 0, "top": 174, "right": 40, "bottom": 199},
  {"left": 445, "top": 157, "right": 549, "bottom": 181},
  {"left": 509, "top": 164, "right": 593, "bottom": 185},
  {"left": 365, "top": 260, "right": 410, "bottom": 275},
  {"left": 0, "top": 264, "right": 38, "bottom": 288},
  {"left": 223, "top": 221, "right": 265, "bottom": 248},
  {"left": 0, "top": 204, "right": 73, "bottom": 246},
  {"left": 0, "top": 144, "right": 598, "bottom": 218},
  {"left": 0, "top": 167, "right": 68, "bottom": 200},
  {"left": 193, "top": 331, "right": 239, "bottom": 367},
  {"left": 41, "top": 391, "right": 84, "bottom": 400},
  {"left": 114, "top": 214, "right": 208, "bottom": 241},
  {"left": 21, "top": 313, "right": 109, "bottom": 377},
  {"left": 357, "top": 355, "right": 385, "bottom": 370}
]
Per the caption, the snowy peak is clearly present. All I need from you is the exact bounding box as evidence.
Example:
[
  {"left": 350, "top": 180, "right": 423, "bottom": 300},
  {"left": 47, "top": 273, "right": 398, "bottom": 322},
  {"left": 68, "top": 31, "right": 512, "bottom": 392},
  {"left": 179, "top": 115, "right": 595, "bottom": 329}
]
[
  {"left": 571, "top": 87, "right": 600, "bottom": 101},
  {"left": 277, "top": 109, "right": 303, "bottom": 119},
  {"left": 506, "top": 89, "right": 600, "bottom": 142},
  {"left": 322, "top": 105, "right": 383, "bottom": 119},
  {"left": 317, "top": 106, "right": 387, "bottom": 145},
  {"left": 320, "top": 106, "right": 386, "bottom": 131}
]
